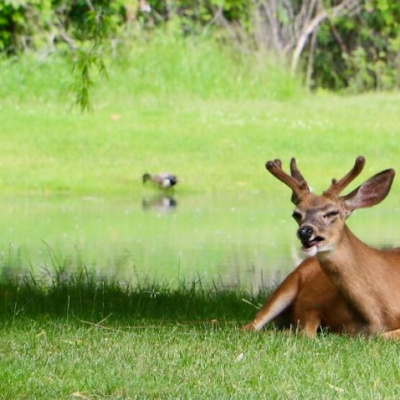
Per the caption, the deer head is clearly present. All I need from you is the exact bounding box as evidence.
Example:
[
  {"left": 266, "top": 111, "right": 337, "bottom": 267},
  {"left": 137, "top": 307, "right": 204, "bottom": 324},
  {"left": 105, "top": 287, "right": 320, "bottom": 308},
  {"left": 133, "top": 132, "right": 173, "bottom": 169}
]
[{"left": 267, "top": 157, "right": 395, "bottom": 257}]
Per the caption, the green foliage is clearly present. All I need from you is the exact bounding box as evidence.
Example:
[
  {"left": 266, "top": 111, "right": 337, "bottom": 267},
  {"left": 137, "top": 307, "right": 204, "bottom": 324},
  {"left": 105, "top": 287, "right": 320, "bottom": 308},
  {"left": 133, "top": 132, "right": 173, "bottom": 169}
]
[
  {"left": 70, "top": 46, "right": 108, "bottom": 112},
  {"left": 314, "top": 0, "right": 400, "bottom": 91},
  {"left": 1, "top": 0, "right": 400, "bottom": 98},
  {"left": 0, "top": 0, "right": 52, "bottom": 53},
  {"left": 0, "top": 1, "right": 124, "bottom": 110},
  {"left": 66, "top": 1, "right": 121, "bottom": 112},
  {"left": 0, "top": 31, "right": 301, "bottom": 109}
]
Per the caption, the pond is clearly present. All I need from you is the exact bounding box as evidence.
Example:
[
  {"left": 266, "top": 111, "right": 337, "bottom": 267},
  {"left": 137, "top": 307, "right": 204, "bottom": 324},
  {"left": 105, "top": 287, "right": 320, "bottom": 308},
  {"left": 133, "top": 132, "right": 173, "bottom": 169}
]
[{"left": 0, "top": 192, "right": 398, "bottom": 291}]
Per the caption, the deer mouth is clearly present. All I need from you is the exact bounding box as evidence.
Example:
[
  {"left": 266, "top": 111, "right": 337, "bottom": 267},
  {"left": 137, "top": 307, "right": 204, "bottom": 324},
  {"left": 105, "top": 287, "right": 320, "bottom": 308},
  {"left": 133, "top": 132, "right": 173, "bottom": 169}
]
[{"left": 300, "top": 236, "right": 324, "bottom": 255}]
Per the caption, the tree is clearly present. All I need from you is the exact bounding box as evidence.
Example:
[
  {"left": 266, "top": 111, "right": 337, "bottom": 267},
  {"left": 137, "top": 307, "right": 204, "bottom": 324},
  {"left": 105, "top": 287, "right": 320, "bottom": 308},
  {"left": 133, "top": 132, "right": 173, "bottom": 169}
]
[{"left": 249, "top": 0, "right": 361, "bottom": 88}]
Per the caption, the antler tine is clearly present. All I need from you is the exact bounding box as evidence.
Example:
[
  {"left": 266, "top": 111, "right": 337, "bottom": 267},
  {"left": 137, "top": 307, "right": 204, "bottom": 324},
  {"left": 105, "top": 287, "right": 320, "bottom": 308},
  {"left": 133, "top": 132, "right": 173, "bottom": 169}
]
[
  {"left": 290, "top": 158, "right": 309, "bottom": 188},
  {"left": 324, "top": 156, "right": 366, "bottom": 197},
  {"left": 266, "top": 159, "right": 309, "bottom": 204},
  {"left": 289, "top": 158, "right": 310, "bottom": 204}
]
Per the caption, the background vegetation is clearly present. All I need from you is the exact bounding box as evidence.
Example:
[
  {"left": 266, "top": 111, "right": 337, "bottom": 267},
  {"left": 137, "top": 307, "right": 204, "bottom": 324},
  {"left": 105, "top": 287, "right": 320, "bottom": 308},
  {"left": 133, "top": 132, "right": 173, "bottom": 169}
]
[{"left": 1, "top": 0, "right": 400, "bottom": 102}]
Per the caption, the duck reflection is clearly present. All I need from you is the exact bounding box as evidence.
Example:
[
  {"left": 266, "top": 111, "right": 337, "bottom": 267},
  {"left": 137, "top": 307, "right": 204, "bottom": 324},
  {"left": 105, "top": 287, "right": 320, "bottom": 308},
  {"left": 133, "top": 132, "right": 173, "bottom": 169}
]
[{"left": 142, "top": 194, "right": 178, "bottom": 213}]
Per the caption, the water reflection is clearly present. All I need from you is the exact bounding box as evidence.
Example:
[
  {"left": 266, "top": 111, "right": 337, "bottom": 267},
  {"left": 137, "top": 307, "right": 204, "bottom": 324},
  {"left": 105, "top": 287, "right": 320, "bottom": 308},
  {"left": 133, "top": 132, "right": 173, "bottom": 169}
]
[
  {"left": 0, "top": 194, "right": 396, "bottom": 291},
  {"left": 142, "top": 194, "right": 178, "bottom": 213}
]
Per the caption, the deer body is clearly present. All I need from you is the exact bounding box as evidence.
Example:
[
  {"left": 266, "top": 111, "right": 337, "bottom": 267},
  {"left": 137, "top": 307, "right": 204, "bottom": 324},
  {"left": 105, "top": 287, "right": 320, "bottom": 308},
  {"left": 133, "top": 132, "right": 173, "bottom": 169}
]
[
  {"left": 259, "top": 156, "right": 400, "bottom": 338},
  {"left": 290, "top": 257, "right": 362, "bottom": 335},
  {"left": 243, "top": 256, "right": 363, "bottom": 337},
  {"left": 318, "top": 226, "right": 400, "bottom": 334}
]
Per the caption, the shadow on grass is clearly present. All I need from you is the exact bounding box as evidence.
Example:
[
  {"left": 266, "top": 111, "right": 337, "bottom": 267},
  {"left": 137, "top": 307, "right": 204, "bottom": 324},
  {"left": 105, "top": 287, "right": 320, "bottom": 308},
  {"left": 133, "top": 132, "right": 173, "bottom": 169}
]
[{"left": 0, "top": 264, "right": 269, "bottom": 326}]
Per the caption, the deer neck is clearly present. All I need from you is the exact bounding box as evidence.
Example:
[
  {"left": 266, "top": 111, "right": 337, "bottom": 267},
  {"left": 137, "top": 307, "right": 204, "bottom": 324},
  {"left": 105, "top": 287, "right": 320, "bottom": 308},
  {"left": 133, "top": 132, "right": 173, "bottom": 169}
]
[
  {"left": 316, "top": 225, "right": 384, "bottom": 329},
  {"left": 318, "top": 225, "right": 370, "bottom": 264}
]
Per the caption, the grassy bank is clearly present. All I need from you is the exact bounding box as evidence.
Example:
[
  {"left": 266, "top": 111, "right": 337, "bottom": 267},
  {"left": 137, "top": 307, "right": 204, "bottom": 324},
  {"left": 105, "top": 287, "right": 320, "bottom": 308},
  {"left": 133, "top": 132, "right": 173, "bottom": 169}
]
[
  {"left": 0, "top": 37, "right": 399, "bottom": 197},
  {"left": 0, "top": 269, "right": 400, "bottom": 399},
  {"left": 0, "top": 265, "right": 263, "bottom": 323}
]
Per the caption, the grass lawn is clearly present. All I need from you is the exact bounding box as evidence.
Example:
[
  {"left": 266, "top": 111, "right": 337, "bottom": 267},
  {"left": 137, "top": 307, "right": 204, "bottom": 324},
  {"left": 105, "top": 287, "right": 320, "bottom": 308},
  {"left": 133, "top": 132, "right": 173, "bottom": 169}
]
[
  {"left": 0, "top": 50, "right": 399, "bottom": 198},
  {"left": 1, "top": 92, "right": 400, "bottom": 199},
  {"left": 0, "top": 270, "right": 399, "bottom": 399},
  {"left": 2, "top": 319, "right": 400, "bottom": 399}
]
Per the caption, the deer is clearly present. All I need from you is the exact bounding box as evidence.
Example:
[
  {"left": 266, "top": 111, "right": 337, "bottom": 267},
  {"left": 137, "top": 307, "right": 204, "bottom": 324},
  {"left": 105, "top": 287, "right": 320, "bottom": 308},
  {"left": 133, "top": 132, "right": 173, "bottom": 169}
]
[
  {"left": 244, "top": 156, "right": 400, "bottom": 338},
  {"left": 243, "top": 160, "right": 363, "bottom": 337}
]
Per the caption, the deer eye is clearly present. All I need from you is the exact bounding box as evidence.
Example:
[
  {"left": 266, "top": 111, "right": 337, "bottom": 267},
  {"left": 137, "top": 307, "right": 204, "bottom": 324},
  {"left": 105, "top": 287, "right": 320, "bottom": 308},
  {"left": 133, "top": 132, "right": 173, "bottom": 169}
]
[
  {"left": 323, "top": 210, "right": 339, "bottom": 219},
  {"left": 292, "top": 211, "right": 302, "bottom": 221}
]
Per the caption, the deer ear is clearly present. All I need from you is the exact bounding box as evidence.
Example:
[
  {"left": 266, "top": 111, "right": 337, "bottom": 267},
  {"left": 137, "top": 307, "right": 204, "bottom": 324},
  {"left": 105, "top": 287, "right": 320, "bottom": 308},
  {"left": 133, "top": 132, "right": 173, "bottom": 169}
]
[{"left": 342, "top": 169, "right": 395, "bottom": 212}]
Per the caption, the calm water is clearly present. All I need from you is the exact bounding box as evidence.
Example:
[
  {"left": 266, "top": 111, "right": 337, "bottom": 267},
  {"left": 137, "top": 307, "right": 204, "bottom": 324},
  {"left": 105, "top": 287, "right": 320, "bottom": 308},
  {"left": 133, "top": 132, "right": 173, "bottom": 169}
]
[{"left": 0, "top": 192, "right": 398, "bottom": 290}]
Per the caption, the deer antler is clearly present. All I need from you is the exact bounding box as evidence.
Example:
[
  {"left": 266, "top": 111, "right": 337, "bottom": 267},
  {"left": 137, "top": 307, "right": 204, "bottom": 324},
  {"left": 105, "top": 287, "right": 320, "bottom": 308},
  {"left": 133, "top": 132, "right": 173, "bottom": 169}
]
[
  {"left": 290, "top": 158, "right": 309, "bottom": 188},
  {"left": 273, "top": 159, "right": 282, "bottom": 169},
  {"left": 266, "top": 158, "right": 310, "bottom": 204},
  {"left": 324, "top": 156, "right": 366, "bottom": 198}
]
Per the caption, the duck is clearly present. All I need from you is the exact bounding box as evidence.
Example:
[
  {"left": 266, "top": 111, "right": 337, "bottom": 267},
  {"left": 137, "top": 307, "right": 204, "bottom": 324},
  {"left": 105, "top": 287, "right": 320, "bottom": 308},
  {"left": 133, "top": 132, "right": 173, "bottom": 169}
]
[{"left": 142, "top": 172, "right": 178, "bottom": 189}]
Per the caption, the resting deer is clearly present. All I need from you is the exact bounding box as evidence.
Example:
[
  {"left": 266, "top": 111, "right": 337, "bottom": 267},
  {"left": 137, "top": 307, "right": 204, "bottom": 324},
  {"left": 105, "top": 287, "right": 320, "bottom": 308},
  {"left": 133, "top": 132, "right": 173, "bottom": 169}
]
[
  {"left": 244, "top": 156, "right": 400, "bottom": 338},
  {"left": 243, "top": 160, "right": 360, "bottom": 336}
]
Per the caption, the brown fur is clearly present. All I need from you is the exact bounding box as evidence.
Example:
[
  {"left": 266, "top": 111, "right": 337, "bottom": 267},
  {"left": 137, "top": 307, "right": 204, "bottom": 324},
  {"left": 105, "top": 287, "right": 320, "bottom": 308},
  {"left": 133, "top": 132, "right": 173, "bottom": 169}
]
[
  {"left": 243, "top": 257, "right": 363, "bottom": 336},
  {"left": 318, "top": 227, "right": 400, "bottom": 336}
]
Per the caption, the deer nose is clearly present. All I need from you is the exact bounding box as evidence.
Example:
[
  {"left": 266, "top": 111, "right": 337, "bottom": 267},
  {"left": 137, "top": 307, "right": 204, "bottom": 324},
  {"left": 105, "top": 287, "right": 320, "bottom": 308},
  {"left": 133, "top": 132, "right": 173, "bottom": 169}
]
[{"left": 297, "top": 225, "right": 314, "bottom": 242}]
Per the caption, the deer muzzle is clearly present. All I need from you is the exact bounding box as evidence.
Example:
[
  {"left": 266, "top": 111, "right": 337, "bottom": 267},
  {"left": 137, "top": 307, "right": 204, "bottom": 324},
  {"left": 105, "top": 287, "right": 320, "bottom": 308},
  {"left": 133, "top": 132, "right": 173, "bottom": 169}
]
[
  {"left": 297, "top": 225, "right": 325, "bottom": 256},
  {"left": 297, "top": 225, "right": 314, "bottom": 243}
]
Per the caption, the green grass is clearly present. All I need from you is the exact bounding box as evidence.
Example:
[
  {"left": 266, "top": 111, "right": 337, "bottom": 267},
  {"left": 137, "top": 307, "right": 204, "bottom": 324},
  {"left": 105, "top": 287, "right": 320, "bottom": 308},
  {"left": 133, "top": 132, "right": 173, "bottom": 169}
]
[
  {"left": 1, "top": 88, "right": 400, "bottom": 197},
  {"left": 0, "top": 269, "right": 400, "bottom": 399},
  {"left": 0, "top": 263, "right": 262, "bottom": 323},
  {"left": 2, "top": 321, "right": 400, "bottom": 399},
  {"left": 0, "top": 37, "right": 399, "bottom": 198}
]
